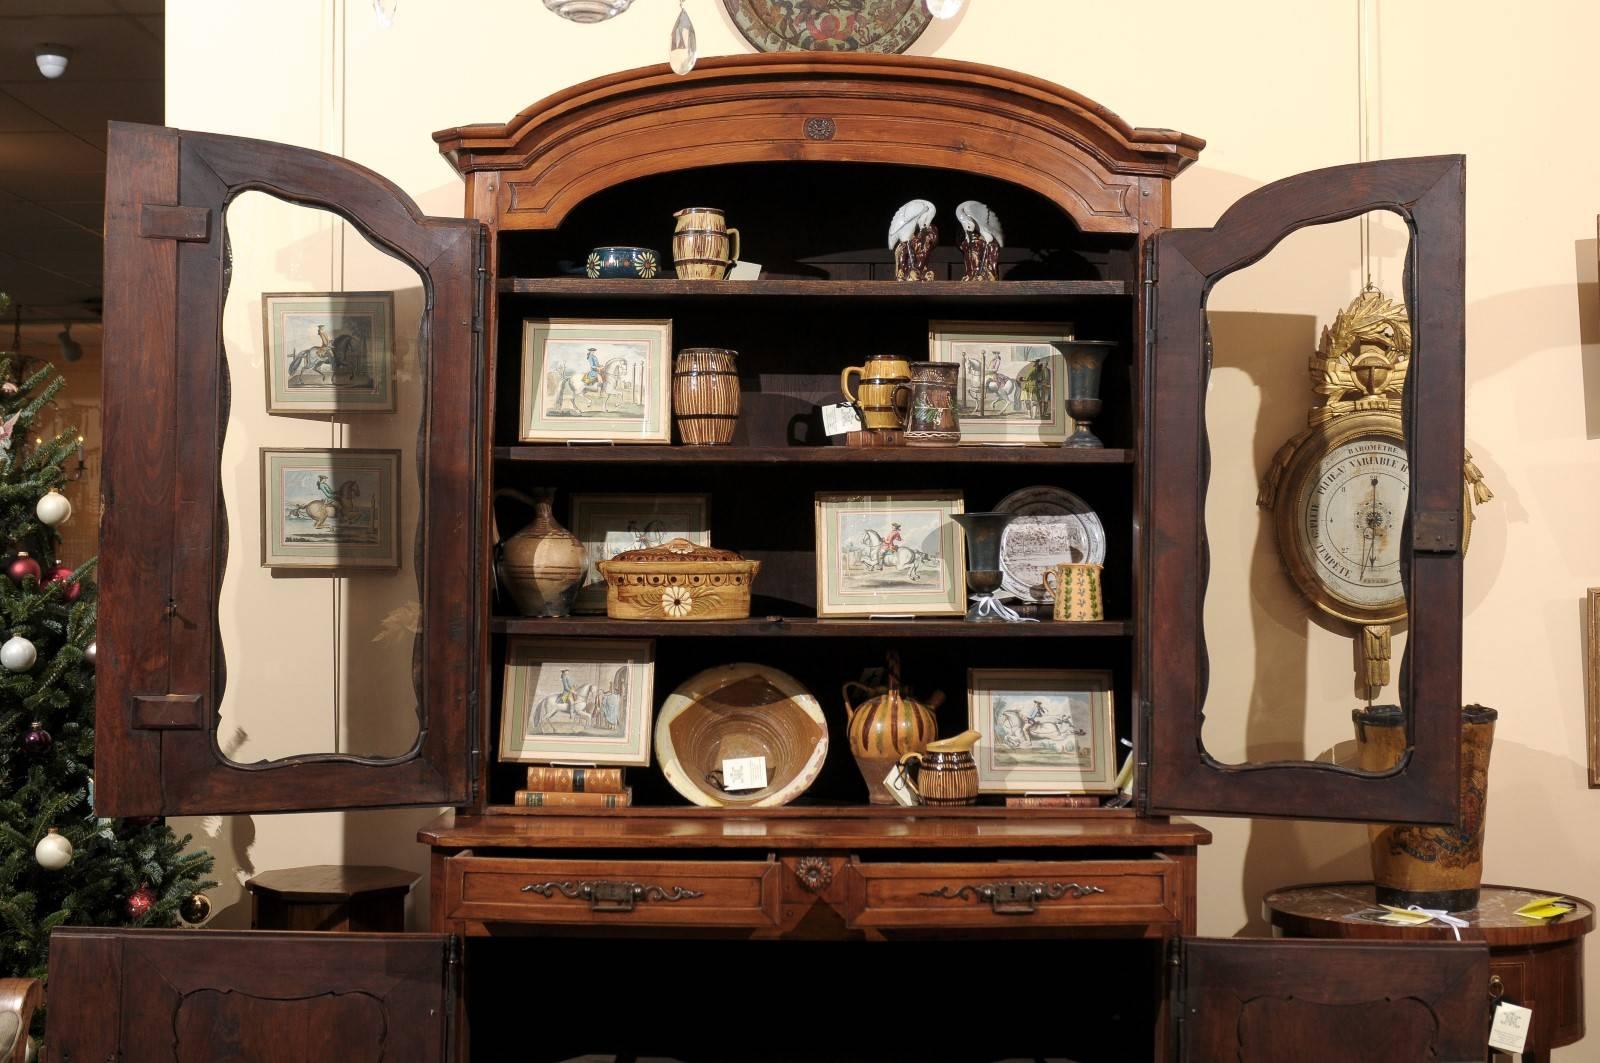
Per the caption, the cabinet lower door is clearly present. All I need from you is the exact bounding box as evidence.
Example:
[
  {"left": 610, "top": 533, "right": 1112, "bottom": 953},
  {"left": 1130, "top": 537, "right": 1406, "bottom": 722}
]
[
  {"left": 99, "top": 122, "right": 482, "bottom": 816},
  {"left": 47, "top": 927, "right": 459, "bottom": 1062},
  {"left": 1180, "top": 937, "right": 1489, "bottom": 1063}
]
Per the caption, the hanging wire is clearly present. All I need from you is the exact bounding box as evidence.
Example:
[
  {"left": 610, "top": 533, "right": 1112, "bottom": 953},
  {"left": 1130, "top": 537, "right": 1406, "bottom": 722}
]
[{"left": 1357, "top": 0, "right": 1376, "bottom": 291}]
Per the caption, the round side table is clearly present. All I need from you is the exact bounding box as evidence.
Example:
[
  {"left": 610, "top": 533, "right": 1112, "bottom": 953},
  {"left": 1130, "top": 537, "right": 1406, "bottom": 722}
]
[
  {"left": 247, "top": 864, "right": 420, "bottom": 933},
  {"left": 1265, "top": 882, "right": 1594, "bottom": 1063}
]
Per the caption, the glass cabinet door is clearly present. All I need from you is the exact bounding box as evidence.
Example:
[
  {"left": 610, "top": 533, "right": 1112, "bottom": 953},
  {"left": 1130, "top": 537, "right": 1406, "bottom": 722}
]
[
  {"left": 1144, "top": 156, "right": 1467, "bottom": 824},
  {"left": 97, "top": 122, "right": 482, "bottom": 816}
]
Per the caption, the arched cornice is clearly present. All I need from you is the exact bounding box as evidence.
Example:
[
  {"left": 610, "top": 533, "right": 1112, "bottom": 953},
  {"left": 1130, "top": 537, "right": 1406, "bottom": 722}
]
[{"left": 434, "top": 54, "right": 1204, "bottom": 233}]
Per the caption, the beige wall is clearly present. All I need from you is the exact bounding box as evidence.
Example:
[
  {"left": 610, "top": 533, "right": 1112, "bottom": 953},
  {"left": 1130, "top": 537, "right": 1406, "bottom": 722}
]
[{"left": 167, "top": 0, "right": 1600, "bottom": 1048}]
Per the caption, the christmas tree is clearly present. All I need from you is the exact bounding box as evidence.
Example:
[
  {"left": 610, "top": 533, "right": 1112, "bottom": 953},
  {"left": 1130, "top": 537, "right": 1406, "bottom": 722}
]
[{"left": 0, "top": 293, "right": 215, "bottom": 1009}]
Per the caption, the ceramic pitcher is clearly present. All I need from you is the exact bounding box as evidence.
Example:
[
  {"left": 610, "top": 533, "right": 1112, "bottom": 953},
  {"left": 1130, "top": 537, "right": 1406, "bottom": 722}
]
[
  {"left": 672, "top": 207, "right": 741, "bottom": 280},
  {"left": 898, "top": 730, "right": 981, "bottom": 806},
  {"left": 842, "top": 653, "right": 942, "bottom": 804},
  {"left": 899, "top": 360, "right": 961, "bottom": 445},
  {"left": 840, "top": 354, "right": 913, "bottom": 431},
  {"left": 1043, "top": 562, "right": 1104, "bottom": 621}
]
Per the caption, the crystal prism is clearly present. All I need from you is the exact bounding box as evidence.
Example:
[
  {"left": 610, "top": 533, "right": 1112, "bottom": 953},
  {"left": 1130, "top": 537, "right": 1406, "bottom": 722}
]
[{"left": 669, "top": 2, "right": 698, "bottom": 75}]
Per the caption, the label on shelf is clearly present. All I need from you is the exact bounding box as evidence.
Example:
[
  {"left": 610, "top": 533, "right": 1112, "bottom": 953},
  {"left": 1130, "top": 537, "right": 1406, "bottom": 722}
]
[
  {"left": 722, "top": 756, "right": 769, "bottom": 792},
  {"left": 821, "top": 403, "right": 864, "bottom": 436}
]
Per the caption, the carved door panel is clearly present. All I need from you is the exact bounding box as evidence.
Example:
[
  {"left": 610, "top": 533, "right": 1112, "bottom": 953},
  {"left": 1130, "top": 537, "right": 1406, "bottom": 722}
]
[
  {"left": 1179, "top": 937, "right": 1489, "bottom": 1062},
  {"left": 99, "top": 122, "right": 482, "bottom": 816},
  {"left": 1144, "top": 156, "right": 1467, "bottom": 823},
  {"left": 47, "top": 927, "right": 458, "bottom": 1062}
]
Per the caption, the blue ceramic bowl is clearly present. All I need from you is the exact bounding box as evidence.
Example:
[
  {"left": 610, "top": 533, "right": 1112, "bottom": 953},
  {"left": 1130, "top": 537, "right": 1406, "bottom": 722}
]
[{"left": 586, "top": 246, "right": 661, "bottom": 279}]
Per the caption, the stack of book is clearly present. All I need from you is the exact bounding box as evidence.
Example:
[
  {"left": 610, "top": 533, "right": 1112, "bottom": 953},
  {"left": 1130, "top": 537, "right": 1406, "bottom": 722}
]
[
  {"left": 513, "top": 766, "right": 631, "bottom": 808},
  {"left": 1004, "top": 794, "right": 1103, "bottom": 809}
]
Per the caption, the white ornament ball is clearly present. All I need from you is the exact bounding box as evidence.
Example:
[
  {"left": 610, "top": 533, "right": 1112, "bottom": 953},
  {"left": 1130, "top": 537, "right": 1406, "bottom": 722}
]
[
  {"left": 34, "top": 828, "right": 73, "bottom": 870},
  {"left": 85, "top": 639, "right": 96, "bottom": 669},
  {"left": 25, "top": 1036, "right": 37, "bottom": 1063},
  {"left": 36, "top": 488, "right": 72, "bottom": 527},
  {"left": 1, "top": 634, "right": 37, "bottom": 671}
]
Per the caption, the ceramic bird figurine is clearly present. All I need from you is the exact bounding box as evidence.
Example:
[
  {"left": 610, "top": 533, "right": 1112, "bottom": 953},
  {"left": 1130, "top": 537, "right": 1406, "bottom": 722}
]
[
  {"left": 889, "top": 198, "right": 939, "bottom": 282},
  {"left": 955, "top": 200, "right": 1004, "bottom": 282}
]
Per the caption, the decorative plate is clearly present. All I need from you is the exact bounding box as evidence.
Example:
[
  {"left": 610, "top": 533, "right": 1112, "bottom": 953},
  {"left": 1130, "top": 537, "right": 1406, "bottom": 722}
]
[
  {"left": 722, "top": 0, "right": 931, "bottom": 54},
  {"left": 995, "top": 486, "right": 1107, "bottom": 605},
  {"left": 655, "top": 663, "right": 828, "bottom": 808}
]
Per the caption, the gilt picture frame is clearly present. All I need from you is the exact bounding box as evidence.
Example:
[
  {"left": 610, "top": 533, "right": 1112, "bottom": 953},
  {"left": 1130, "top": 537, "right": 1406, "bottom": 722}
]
[
  {"left": 928, "top": 320, "right": 1074, "bottom": 445},
  {"left": 814, "top": 491, "right": 965, "bottom": 618},
  {"left": 259, "top": 447, "right": 401, "bottom": 570},
  {"left": 519, "top": 318, "right": 672, "bottom": 444},
  {"left": 498, "top": 637, "right": 655, "bottom": 766},
  {"left": 568, "top": 493, "right": 712, "bottom": 614},
  {"left": 262, "top": 291, "right": 396, "bottom": 414},
  {"left": 968, "top": 668, "right": 1117, "bottom": 794}
]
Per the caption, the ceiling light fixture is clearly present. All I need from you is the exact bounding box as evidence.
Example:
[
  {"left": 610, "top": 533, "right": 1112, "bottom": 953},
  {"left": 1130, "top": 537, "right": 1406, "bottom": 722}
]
[
  {"left": 34, "top": 44, "right": 71, "bottom": 80},
  {"left": 543, "top": 0, "right": 633, "bottom": 23}
]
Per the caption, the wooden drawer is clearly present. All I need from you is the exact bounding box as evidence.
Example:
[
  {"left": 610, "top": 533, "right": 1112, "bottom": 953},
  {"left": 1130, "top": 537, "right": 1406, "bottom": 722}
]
[
  {"left": 443, "top": 853, "right": 781, "bottom": 928},
  {"left": 842, "top": 855, "right": 1182, "bottom": 929}
]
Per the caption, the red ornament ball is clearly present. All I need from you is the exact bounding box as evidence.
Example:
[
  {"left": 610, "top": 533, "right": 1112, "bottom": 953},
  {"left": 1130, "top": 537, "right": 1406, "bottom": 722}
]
[
  {"left": 8, "top": 552, "right": 40, "bottom": 585},
  {"left": 45, "top": 560, "right": 80, "bottom": 601},
  {"left": 126, "top": 885, "right": 157, "bottom": 920},
  {"left": 22, "top": 721, "right": 51, "bottom": 756}
]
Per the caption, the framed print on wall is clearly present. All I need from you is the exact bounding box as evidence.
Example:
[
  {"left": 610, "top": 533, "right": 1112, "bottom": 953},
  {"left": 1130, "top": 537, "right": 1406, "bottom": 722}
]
[
  {"left": 929, "top": 320, "right": 1074, "bottom": 445},
  {"left": 262, "top": 291, "right": 396, "bottom": 413},
  {"left": 814, "top": 491, "right": 965, "bottom": 618},
  {"left": 519, "top": 318, "right": 672, "bottom": 443},
  {"left": 568, "top": 493, "right": 712, "bottom": 614},
  {"left": 259, "top": 448, "right": 401, "bottom": 570},
  {"left": 969, "top": 668, "right": 1116, "bottom": 794},
  {"left": 498, "top": 637, "right": 654, "bottom": 766}
]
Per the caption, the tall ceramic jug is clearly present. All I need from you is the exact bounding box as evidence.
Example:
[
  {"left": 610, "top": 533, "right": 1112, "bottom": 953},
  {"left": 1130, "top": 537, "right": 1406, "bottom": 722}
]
[
  {"left": 493, "top": 489, "right": 587, "bottom": 617},
  {"left": 842, "top": 652, "right": 942, "bottom": 804}
]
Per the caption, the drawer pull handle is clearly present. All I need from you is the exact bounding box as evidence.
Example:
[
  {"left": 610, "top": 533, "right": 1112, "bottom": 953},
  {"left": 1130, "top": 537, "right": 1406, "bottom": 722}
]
[
  {"left": 922, "top": 881, "right": 1106, "bottom": 915},
  {"left": 522, "top": 879, "right": 704, "bottom": 913}
]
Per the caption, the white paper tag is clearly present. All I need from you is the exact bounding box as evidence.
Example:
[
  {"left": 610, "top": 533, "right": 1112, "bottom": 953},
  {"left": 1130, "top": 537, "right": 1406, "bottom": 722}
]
[
  {"left": 1488, "top": 1001, "right": 1532, "bottom": 1054},
  {"left": 727, "top": 260, "right": 762, "bottom": 280},
  {"left": 821, "top": 402, "right": 864, "bottom": 436},
  {"left": 884, "top": 764, "right": 921, "bottom": 806},
  {"left": 721, "top": 756, "right": 768, "bottom": 792}
]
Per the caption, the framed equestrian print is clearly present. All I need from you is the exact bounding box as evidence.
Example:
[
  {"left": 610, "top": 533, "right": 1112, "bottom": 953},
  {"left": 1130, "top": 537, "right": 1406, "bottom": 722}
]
[
  {"left": 498, "top": 637, "right": 655, "bottom": 766},
  {"left": 928, "top": 320, "right": 1074, "bottom": 445},
  {"left": 968, "top": 668, "right": 1117, "bottom": 794},
  {"left": 259, "top": 447, "right": 402, "bottom": 570},
  {"left": 518, "top": 318, "right": 672, "bottom": 444},
  {"left": 262, "top": 291, "right": 396, "bottom": 413},
  {"left": 814, "top": 491, "right": 966, "bottom": 618}
]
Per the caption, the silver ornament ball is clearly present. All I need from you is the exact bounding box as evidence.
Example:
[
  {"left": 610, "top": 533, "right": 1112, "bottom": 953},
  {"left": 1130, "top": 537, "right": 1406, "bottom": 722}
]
[
  {"left": 85, "top": 639, "right": 96, "bottom": 669},
  {"left": 36, "top": 488, "right": 72, "bottom": 527},
  {"left": 34, "top": 828, "right": 73, "bottom": 870},
  {"left": 1, "top": 634, "right": 37, "bottom": 671}
]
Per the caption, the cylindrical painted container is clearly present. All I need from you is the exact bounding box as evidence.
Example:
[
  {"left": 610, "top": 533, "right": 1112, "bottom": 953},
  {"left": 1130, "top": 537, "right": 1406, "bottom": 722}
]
[
  {"left": 673, "top": 348, "right": 741, "bottom": 445},
  {"left": 672, "top": 207, "right": 740, "bottom": 280},
  {"left": 1353, "top": 703, "right": 1498, "bottom": 911},
  {"left": 900, "top": 361, "right": 962, "bottom": 445},
  {"left": 840, "top": 355, "right": 912, "bottom": 431}
]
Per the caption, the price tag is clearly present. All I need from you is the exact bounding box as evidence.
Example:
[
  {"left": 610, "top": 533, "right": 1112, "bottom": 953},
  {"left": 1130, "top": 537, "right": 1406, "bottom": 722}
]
[
  {"left": 721, "top": 756, "right": 768, "bottom": 792},
  {"left": 1488, "top": 1000, "right": 1532, "bottom": 1054},
  {"left": 884, "top": 764, "right": 920, "bottom": 806},
  {"left": 821, "top": 402, "right": 864, "bottom": 436}
]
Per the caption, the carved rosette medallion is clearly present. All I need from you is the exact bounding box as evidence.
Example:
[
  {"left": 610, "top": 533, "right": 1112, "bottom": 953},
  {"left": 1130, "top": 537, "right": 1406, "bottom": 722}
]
[{"left": 794, "top": 856, "right": 834, "bottom": 892}]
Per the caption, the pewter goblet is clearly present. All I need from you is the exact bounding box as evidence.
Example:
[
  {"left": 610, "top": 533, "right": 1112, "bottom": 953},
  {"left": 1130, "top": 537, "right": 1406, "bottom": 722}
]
[
  {"left": 951, "top": 511, "right": 1016, "bottom": 622},
  {"left": 1056, "top": 340, "right": 1116, "bottom": 449}
]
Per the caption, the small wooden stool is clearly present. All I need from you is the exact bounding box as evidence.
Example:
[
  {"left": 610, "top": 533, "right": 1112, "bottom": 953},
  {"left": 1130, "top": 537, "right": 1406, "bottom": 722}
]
[
  {"left": 1265, "top": 882, "right": 1594, "bottom": 1063},
  {"left": 247, "top": 865, "right": 420, "bottom": 933}
]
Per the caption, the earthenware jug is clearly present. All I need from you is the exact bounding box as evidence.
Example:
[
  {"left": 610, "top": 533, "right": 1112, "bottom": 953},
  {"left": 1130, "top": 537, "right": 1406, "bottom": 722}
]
[
  {"left": 1043, "top": 562, "right": 1104, "bottom": 621},
  {"left": 493, "top": 489, "right": 587, "bottom": 617},
  {"left": 673, "top": 347, "right": 741, "bottom": 444},
  {"left": 840, "top": 354, "right": 912, "bottom": 431},
  {"left": 899, "top": 361, "right": 962, "bottom": 446},
  {"left": 898, "top": 730, "right": 980, "bottom": 806},
  {"left": 1353, "top": 703, "right": 1497, "bottom": 911},
  {"left": 672, "top": 207, "right": 741, "bottom": 280},
  {"left": 842, "top": 652, "right": 943, "bottom": 804}
]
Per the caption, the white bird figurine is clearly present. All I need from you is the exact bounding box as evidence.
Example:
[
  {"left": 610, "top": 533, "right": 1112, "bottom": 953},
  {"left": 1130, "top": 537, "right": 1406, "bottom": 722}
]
[
  {"left": 889, "top": 198, "right": 939, "bottom": 282},
  {"left": 955, "top": 200, "right": 1004, "bottom": 282}
]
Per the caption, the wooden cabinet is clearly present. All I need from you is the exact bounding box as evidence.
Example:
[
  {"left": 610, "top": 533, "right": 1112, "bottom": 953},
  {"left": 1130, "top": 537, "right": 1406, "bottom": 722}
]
[{"left": 70, "top": 54, "right": 1482, "bottom": 1061}]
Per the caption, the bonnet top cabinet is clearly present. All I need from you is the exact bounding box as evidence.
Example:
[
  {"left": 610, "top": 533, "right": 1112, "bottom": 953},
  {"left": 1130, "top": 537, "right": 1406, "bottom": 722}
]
[{"left": 70, "top": 54, "right": 1476, "bottom": 1061}]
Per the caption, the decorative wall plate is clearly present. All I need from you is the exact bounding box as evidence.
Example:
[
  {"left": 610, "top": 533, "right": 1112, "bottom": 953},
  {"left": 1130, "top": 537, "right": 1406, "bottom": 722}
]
[
  {"left": 994, "top": 486, "right": 1106, "bottom": 605},
  {"left": 722, "top": 0, "right": 931, "bottom": 54},
  {"left": 655, "top": 663, "right": 828, "bottom": 808}
]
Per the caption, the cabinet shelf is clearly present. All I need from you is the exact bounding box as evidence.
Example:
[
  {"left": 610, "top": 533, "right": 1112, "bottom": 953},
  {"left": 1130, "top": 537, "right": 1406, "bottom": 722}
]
[
  {"left": 492, "top": 445, "right": 1134, "bottom": 465},
  {"left": 491, "top": 616, "right": 1130, "bottom": 638},
  {"left": 497, "top": 277, "right": 1129, "bottom": 301}
]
